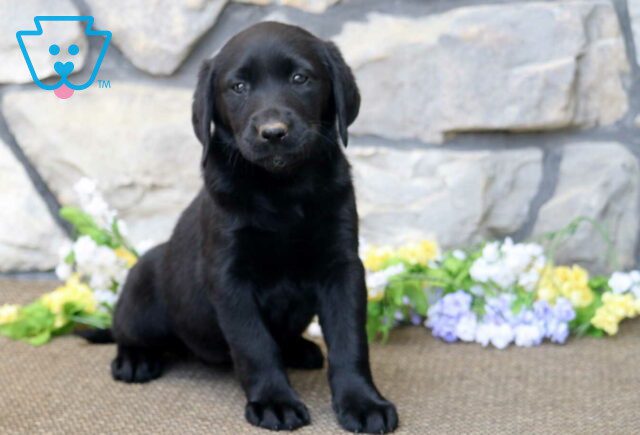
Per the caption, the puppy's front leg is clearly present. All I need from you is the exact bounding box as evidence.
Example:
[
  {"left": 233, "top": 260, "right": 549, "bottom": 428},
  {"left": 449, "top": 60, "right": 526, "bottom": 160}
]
[
  {"left": 319, "top": 260, "right": 398, "bottom": 433},
  {"left": 214, "top": 279, "right": 310, "bottom": 431}
]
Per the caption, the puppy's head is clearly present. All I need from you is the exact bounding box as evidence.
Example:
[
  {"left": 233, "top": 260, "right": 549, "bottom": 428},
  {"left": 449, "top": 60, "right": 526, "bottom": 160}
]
[{"left": 192, "top": 22, "right": 360, "bottom": 173}]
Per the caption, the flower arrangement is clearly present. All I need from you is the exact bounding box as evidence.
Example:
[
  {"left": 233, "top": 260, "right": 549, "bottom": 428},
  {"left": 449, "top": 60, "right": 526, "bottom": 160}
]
[
  {"left": 360, "top": 232, "right": 640, "bottom": 348},
  {"left": 0, "top": 179, "right": 139, "bottom": 345},
  {"left": 1, "top": 181, "right": 639, "bottom": 349}
]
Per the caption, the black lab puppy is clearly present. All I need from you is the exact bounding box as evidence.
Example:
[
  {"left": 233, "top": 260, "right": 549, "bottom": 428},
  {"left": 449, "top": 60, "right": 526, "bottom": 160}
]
[{"left": 110, "top": 22, "right": 398, "bottom": 433}]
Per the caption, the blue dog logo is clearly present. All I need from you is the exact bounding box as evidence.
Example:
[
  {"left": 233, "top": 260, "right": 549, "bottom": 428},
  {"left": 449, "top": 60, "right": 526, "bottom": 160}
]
[{"left": 16, "top": 16, "right": 111, "bottom": 99}]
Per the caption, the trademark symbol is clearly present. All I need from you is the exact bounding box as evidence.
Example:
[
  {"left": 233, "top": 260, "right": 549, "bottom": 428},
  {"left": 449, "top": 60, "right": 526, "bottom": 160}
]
[{"left": 97, "top": 79, "right": 111, "bottom": 89}]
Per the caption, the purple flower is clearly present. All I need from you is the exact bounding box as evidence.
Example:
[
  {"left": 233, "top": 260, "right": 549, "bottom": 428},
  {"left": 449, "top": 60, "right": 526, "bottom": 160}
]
[
  {"left": 484, "top": 294, "right": 515, "bottom": 322},
  {"left": 533, "top": 299, "right": 553, "bottom": 321},
  {"left": 440, "top": 291, "right": 472, "bottom": 317},
  {"left": 552, "top": 297, "right": 575, "bottom": 323},
  {"left": 546, "top": 319, "right": 570, "bottom": 343},
  {"left": 410, "top": 312, "right": 423, "bottom": 326},
  {"left": 426, "top": 315, "right": 459, "bottom": 342},
  {"left": 426, "top": 290, "right": 474, "bottom": 343},
  {"left": 425, "top": 289, "right": 575, "bottom": 348},
  {"left": 531, "top": 298, "right": 574, "bottom": 343}
]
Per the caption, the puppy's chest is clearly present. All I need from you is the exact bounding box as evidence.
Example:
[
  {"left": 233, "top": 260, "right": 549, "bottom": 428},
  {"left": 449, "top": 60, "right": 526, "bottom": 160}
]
[{"left": 233, "top": 222, "right": 328, "bottom": 282}]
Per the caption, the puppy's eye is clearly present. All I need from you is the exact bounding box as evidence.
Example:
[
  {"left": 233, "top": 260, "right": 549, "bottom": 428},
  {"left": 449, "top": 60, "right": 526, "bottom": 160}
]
[
  {"left": 291, "top": 73, "right": 308, "bottom": 85},
  {"left": 232, "top": 82, "right": 247, "bottom": 94}
]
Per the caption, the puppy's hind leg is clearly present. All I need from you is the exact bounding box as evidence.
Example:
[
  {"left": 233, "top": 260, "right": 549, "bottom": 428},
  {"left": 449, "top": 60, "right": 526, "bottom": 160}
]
[
  {"left": 111, "top": 345, "right": 164, "bottom": 383},
  {"left": 111, "top": 245, "right": 174, "bottom": 384}
]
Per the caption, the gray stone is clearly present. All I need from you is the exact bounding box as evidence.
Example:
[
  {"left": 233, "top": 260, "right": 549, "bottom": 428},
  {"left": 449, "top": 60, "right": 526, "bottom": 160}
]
[
  {"left": 533, "top": 142, "right": 639, "bottom": 272},
  {"left": 347, "top": 146, "right": 543, "bottom": 248},
  {"left": 2, "top": 84, "right": 202, "bottom": 249},
  {"left": 234, "top": 0, "right": 339, "bottom": 13},
  {"left": 0, "top": 0, "right": 87, "bottom": 84},
  {"left": 85, "top": 0, "right": 228, "bottom": 75},
  {"left": 334, "top": 1, "right": 629, "bottom": 143},
  {"left": 629, "top": 0, "right": 640, "bottom": 67},
  {"left": 0, "top": 140, "right": 67, "bottom": 272}
]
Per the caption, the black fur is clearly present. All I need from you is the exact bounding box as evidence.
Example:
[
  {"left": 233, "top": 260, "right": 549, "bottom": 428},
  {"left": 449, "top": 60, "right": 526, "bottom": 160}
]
[{"left": 111, "top": 22, "right": 398, "bottom": 433}]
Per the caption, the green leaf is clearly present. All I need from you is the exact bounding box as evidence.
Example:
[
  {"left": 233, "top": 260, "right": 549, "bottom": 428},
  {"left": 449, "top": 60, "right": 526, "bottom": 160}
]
[
  {"left": 471, "top": 296, "right": 485, "bottom": 317},
  {"left": 442, "top": 256, "right": 463, "bottom": 274},
  {"left": 570, "top": 291, "right": 604, "bottom": 337},
  {"left": 71, "top": 312, "right": 112, "bottom": 329},
  {"left": 410, "top": 286, "right": 428, "bottom": 316},
  {"left": 588, "top": 276, "right": 609, "bottom": 293},
  {"left": 64, "top": 250, "right": 75, "bottom": 265},
  {"left": 59, "top": 206, "right": 115, "bottom": 247},
  {"left": 26, "top": 330, "right": 52, "bottom": 346}
]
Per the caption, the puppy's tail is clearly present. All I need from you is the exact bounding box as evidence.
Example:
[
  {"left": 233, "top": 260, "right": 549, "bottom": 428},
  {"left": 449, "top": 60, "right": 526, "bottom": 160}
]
[{"left": 74, "top": 328, "right": 114, "bottom": 344}]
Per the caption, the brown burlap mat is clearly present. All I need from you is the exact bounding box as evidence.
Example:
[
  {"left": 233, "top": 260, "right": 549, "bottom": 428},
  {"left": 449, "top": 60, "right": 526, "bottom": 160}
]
[{"left": 1, "top": 279, "right": 638, "bottom": 434}]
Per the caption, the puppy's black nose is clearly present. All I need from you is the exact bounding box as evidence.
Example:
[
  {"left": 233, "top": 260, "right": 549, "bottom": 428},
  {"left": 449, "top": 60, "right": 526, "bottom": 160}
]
[{"left": 259, "top": 122, "right": 288, "bottom": 142}]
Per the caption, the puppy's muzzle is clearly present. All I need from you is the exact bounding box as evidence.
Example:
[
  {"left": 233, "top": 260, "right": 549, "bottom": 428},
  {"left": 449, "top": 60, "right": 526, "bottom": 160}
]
[{"left": 259, "top": 122, "right": 288, "bottom": 143}]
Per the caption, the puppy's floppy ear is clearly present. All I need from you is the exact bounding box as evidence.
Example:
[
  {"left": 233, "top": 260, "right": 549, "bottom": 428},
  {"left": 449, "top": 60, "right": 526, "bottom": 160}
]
[
  {"left": 322, "top": 41, "right": 360, "bottom": 147},
  {"left": 192, "top": 59, "right": 216, "bottom": 166}
]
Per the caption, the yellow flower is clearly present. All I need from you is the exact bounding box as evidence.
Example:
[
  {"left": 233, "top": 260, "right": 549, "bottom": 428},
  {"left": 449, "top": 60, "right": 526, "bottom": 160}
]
[
  {"left": 41, "top": 274, "right": 97, "bottom": 328},
  {"left": 0, "top": 304, "right": 20, "bottom": 325},
  {"left": 115, "top": 247, "right": 137, "bottom": 268},
  {"left": 364, "top": 240, "right": 439, "bottom": 272},
  {"left": 363, "top": 246, "right": 395, "bottom": 272},
  {"left": 396, "top": 240, "right": 440, "bottom": 265},
  {"left": 603, "top": 293, "right": 638, "bottom": 318},
  {"left": 536, "top": 265, "right": 594, "bottom": 308},
  {"left": 591, "top": 308, "right": 620, "bottom": 335},
  {"left": 591, "top": 293, "right": 640, "bottom": 335},
  {"left": 537, "top": 266, "right": 559, "bottom": 302}
]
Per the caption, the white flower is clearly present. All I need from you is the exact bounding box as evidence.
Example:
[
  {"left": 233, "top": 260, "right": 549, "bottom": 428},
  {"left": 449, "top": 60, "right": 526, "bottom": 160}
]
[
  {"left": 85, "top": 195, "right": 116, "bottom": 226},
  {"left": 452, "top": 249, "right": 467, "bottom": 260},
  {"left": 470, "top": 239, "right": 545, "bottom": 292},
  {"left": 89, "top": 273, "right": 111, "bottom": 291},
  {"left": 366, "top": 263, "right": 406, "bottom": 293},
  {"left": 475, "top": 323, "right": 492, "bottom": 347},
  {"left": 455, "top": 313, "right": 477, "bottom": 342},
  {"left": 72, "top": 235, "right": 129, "bottom": 294},
  {"left": 514, "top": 323, "right": 543, "bottom": 347},
  {"left": 94, "top": 289, "right": 118, "bottom": 308},
  {"left": 73, "top": 236, "right": 99, "bottom": 265},
  {"left": 73, "top": 178, "right": 117, "bottom": 227},
  {"left": 490, "top": 323, "right": 515, "bottom": 350},
  {"left": 518, "top": 269, "right": 540, "bottom": 292},
  {"left": 55, "top": 263, "right": 72, "bottom": 281},
  {"left": 609, "top": 272, "right": 633, "bottom": 294},
  {"left": 482, "top": 242, "right": 500, "bottom": 262},
  {"left": 475, "top": 322, "right": 514, "bottom": 349}
]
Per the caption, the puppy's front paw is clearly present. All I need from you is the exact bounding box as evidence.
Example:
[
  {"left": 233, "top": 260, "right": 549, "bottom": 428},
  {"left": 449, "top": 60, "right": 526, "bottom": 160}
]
[
  {"left": 334, "top": 394, "right": 398, "bottom": 433},
  {"left": 245, "top": 398, "right": 310, "bottom": 431}
]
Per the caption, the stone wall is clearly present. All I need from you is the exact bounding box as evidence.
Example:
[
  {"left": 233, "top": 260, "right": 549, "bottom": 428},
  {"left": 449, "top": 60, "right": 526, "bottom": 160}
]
[{"left": 1, "top": 0, "right": 640, "bottom": 274}]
